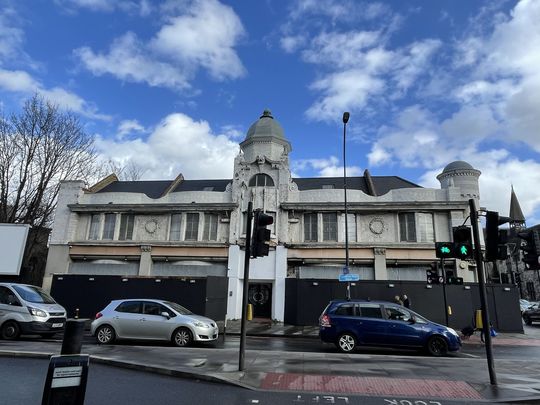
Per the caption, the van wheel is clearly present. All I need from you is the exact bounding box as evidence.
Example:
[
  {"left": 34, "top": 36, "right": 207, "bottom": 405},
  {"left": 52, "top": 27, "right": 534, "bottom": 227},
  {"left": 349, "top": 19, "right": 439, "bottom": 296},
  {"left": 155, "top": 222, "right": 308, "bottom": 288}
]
[
  {"left": 1, "top": 321, "right": 20, "bottom": 340},
  {"left": 96, "top": 325, "right": 116, "bottom": 344},
  {"left": 427, "top": 335, "right": 448, "bottom": 357},
  {"left": 337, "top": 332, "right": 357, "bottom": 353},
  {"left": 172, "top": 327, "right": 193, "bottom": 347}
]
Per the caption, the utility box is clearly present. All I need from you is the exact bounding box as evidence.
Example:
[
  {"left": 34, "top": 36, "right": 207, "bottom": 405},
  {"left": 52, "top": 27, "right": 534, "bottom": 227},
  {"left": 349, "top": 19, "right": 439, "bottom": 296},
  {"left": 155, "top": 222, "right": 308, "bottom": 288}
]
[{"left": 0, "top": 223, "right": 30, "bottom": 275}]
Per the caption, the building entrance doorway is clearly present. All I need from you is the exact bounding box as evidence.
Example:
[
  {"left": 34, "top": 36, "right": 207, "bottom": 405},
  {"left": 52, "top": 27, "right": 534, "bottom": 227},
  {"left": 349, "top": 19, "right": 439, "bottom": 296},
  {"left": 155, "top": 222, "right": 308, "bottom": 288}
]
[{"left": 248, "top": 283, "right": 272, "bottom": 318}]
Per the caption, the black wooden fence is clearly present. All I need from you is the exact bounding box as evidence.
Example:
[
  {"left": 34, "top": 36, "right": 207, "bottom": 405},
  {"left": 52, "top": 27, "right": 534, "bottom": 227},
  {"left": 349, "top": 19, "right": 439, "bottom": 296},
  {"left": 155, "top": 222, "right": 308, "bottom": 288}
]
[
  {"left": 50, "top": 274, "right": 228, "bottom": 322},
  {"left": 284, "top": 279, "right": 523, "bottom": 332}
]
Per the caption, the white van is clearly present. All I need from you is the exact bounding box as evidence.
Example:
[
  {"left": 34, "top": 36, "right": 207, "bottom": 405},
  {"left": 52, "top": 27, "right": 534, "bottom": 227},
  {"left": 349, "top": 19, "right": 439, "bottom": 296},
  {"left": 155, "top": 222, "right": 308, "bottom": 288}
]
[{"left": 0, "top": 282, "right": 67, "bottom": 339}]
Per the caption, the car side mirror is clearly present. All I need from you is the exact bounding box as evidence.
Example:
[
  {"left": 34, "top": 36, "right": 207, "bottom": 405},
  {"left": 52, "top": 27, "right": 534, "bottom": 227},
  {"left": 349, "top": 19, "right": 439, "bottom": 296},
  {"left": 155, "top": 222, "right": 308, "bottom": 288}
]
[
  {"left": 161, "top": 312, "right": 171, "bottom": 319},
  {"left": 408, "top": 317, "right": 416, "bottom": 324}
]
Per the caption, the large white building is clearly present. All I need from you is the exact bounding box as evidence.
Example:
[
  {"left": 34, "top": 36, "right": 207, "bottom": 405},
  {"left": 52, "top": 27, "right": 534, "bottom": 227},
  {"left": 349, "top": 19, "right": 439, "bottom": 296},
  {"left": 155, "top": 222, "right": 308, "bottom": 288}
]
[{"left": 44, "top": 110, "right": 483, "bottom": 321}]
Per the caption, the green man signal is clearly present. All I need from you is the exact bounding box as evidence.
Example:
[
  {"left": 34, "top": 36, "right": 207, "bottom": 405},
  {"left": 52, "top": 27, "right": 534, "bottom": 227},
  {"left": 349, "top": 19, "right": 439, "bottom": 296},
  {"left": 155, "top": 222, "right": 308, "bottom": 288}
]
[
  {"left": 460, "top": 245, "right": 468, "bottom": 255},
  {"left": 435, "top": 226, "right": 473, "bottom": 260}
]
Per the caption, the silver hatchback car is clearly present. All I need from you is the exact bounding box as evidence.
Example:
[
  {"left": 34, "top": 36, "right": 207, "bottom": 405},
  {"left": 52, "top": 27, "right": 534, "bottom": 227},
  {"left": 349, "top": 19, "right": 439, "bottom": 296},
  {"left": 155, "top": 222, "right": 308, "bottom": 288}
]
[{"left": 90, "top": 299, "right": 219, "bottom": 347}]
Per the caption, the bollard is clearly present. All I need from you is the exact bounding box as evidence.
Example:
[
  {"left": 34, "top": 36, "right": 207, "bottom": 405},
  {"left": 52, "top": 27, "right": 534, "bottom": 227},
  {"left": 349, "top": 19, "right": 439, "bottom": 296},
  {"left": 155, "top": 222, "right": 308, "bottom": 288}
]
[
  {"left": 247, "top": 304, "right": 253, "bottom": 321},
  {"left": 222, "top": 318, "right": 227, "bottom": 343},
  {"left": 475, "top": 309, "right": 483, "bottom": 330},
  {"left": 61, "top": 319, "right": 86, "bottom": 355}
]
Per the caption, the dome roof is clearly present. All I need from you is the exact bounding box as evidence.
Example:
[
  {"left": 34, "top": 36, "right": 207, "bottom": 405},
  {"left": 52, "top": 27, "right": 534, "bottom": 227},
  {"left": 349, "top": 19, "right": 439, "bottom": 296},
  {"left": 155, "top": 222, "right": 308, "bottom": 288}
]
[
  {"left": 442, "top": 160, "right": 474, "bottom": 172},
  {"left": 245, "top": 109, "right": 286, "bottom": 141}
]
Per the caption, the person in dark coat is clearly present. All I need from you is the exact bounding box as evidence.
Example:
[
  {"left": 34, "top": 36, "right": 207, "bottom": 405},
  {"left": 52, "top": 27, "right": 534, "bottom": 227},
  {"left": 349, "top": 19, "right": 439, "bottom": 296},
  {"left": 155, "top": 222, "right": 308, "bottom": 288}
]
[{"left": 402, "top": 294, "right": 411, "bottom": 309}]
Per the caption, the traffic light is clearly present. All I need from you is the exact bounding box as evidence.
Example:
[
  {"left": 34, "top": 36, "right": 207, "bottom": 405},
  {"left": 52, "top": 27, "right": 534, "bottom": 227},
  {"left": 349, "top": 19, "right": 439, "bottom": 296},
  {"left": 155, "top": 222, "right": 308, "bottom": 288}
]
[
  {"left": 517, "top": 227, "right": 540, "bottom": 270},
  {"left": 251, "top": 210, "right": 273, "bottom": 257},
  {"left": 426, "top": 263, "right": 441, "bottom": 284},
  {"left": 453, "top": 226, "right": 473, "bottom": 260},
  {"left": 485, "top": 211, "right": 511, "bottom": 261},
  {"left": 435, "top": 242, "right": 454, "bottom": 259}
]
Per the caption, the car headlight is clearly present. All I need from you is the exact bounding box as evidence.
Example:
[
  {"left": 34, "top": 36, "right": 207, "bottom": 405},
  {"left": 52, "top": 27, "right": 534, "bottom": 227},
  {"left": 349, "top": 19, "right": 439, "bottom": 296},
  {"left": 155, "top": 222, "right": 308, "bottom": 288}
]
[
  {"left": 447, "top": 327, "right": 459, "bottom": 337},
  {"left": 28, "top": 307, "right": 47, "bottom": 317},
  {"left": 193, "top": 321, "right": 210, "bottom": 328}
]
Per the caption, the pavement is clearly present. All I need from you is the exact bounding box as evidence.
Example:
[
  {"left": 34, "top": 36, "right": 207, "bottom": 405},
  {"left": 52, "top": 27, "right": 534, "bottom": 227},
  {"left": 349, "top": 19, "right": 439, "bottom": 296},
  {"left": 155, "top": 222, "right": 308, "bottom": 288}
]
[{"left": 2, "top": 320, "right": 540, "bottom": 403}]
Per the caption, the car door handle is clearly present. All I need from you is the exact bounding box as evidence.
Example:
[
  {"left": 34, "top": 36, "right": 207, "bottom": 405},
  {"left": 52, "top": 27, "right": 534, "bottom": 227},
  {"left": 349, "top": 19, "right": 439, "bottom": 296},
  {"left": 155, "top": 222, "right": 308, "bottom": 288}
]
[
  {"left": 113, "top": 316, "right": 119, "bottom": 320},
  {"left": 140, "top": 318, "right": 146, "bottom": 321}
]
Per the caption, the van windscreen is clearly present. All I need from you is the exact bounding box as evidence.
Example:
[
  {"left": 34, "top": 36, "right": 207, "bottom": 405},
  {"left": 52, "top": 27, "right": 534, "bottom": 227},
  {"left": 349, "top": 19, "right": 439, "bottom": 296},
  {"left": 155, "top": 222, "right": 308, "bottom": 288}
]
[{"left": 12, "top": 285, "right": 56, "bottom": 304}]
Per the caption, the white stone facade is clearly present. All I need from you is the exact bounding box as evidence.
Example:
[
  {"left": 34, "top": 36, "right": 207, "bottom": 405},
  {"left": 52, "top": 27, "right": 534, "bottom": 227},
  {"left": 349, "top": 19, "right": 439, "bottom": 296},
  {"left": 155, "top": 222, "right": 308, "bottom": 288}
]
[{"left": 44, "top": 111, "right": 483, "bottom": 321}]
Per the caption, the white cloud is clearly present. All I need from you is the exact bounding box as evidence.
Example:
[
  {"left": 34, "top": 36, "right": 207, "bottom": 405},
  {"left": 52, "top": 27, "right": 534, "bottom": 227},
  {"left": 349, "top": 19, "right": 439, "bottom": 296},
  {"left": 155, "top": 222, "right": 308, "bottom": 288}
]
[
  {"left": 289, "top": 0, "right": 390, "bottom": 22},
  {"left": 0, "top": 68, "right": 110, "bottom": 120},
  {"left": 75, "top": 0, "right": 245, "bottom": 91},
  {"left": 150, "top": 0, "right": 245, "bottom": 81},
  {"left": 75, "top": 33, "right": 191, "bottom": 91},
  {"left": 95, "top": 112, "right": 239, "bottom": 179},
  {"left": 117, "top": 119, "right": 146, "bottom": 139},
  {"left": 0, "top": 7, "right": 24, "bottom": 62},
  {"left": 292, "top": 156, "right": 362, "bottom": 178}
]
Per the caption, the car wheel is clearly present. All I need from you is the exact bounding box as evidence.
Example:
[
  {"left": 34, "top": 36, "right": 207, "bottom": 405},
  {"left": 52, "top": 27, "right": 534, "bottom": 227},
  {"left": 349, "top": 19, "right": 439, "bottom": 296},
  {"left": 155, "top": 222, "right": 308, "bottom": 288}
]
[
  {"left": 96, "top": 325, "right": 116, "bottom": 344},
  {"left": 172, "top": 327, "right": 193, "bottom": 347},
  {"left": 524, "top": 316, "right": 532, "bottom": 326},
  {"left": 1, "top": 321, "right": 20, "bottom": 340},
  {"left": 427, "top": 335, "right": 448, "bottom": 357},
  {"left": 336, "top": 332, "right": 357, "bottom": 353}
]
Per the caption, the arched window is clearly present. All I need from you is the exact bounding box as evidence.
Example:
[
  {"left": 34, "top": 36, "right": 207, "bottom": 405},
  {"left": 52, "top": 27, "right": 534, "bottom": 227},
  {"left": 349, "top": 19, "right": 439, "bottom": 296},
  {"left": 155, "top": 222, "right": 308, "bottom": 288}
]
[{"left": 249, "top": 173, "right": 274, "bottom": 187}]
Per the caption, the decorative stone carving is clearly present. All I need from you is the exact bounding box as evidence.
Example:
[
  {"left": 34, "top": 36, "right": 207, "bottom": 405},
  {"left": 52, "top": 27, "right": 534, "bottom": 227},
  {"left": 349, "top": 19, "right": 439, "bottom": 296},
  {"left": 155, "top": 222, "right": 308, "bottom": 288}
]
[
  {"left": 369, "top": 217, "right": 385, "bottom": 235},
  {"left": 144, "top": 219, "right": 159, "bottom": 234},
  {"left": 373, "top": 247, "right": 386, "bottom": 256},
  {"left": 140, "top": 245, "right": 152, "bottom": 252}
]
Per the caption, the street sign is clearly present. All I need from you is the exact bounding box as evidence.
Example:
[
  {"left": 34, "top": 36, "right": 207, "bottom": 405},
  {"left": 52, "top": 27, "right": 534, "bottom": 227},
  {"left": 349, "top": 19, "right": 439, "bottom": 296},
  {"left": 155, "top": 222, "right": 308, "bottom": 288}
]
[
  {"left": 339, "top": 274, "right": 359, "bottom": 282},
  {"left": 342, "top": 266, "right": 349, "bottom": 275}
]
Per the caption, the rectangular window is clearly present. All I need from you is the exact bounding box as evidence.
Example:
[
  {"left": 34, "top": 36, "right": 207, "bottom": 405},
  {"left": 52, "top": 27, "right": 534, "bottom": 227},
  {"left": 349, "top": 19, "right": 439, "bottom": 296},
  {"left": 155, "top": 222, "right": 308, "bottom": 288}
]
[
  {"left": 169, "top": 214, "right": 182, "bottom": 241},
  {"left": 203, "top": 213, "right": 218, "bottom": 241},
  {"left": 119, "top": 214, "right": 134, "bottom": 240},
  {"left": 304, "top": 213, "right": 318, "bottom": 242},
  {"left": 346, "top": 213, "right": 357, "bottom": 242},
  {"left": 359, "top": 304, "right": 383, "bottom": 319},
  {"left": 323, "top": 213, "right": 337, "bottom": 241},
  {"left": 88, "top": 214, "right": 100, "bottom": 240},
  {"left": 417, "top": 213, "right": 434, "bottom": 242},
  {"left": 399, "top": 213, "right": 416, "bottom": 242},
  {"left": 102, "top": 213, "right": 116, "bottom": 240},
  {"left": 185, "top": 213, "right": 199, "bottom": 241}
]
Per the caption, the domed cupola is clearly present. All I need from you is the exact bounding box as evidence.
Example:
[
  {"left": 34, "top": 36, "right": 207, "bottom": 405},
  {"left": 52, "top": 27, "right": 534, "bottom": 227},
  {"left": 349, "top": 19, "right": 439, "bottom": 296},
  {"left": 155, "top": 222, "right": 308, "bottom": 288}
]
[
  {"left": 437, "top": 160, "right": 481, "bottom": 199},
  {"left": 240, "top": 109, "right": 291, "bottom": 162}
]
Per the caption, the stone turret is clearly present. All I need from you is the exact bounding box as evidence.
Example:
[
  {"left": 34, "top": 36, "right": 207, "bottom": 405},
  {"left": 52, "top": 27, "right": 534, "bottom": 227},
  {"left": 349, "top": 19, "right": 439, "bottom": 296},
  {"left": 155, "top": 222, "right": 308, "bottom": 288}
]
[
  {"left": 437, "top": 160, "right": 481, "bottom": 200},
  {"left": 239, "top": 109, "right": 291, "bottom": 162}
]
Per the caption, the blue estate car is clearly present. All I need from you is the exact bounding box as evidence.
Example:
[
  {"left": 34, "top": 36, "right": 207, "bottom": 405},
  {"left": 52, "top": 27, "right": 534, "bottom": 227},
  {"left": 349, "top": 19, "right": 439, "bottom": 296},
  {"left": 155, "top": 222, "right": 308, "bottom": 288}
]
[{"left": 319, "top": 300, "right": 461, "bottom": 356}]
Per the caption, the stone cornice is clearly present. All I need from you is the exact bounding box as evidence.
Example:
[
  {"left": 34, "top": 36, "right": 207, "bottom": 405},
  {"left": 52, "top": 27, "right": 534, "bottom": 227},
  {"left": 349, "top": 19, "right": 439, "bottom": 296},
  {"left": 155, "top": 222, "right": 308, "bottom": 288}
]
[
  {"left": 68, "top": 202, "right": 238, "bottom": 213},
  {"left": 280, "top": 201, "right": 468, "bottom": 211}
]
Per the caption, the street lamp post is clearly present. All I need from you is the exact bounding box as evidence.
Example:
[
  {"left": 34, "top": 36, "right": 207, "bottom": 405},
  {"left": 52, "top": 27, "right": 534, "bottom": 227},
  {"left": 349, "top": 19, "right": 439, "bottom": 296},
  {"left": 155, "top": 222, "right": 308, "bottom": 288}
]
[{"left": 343, "top": 112, "right": 350, "bottom": 300}]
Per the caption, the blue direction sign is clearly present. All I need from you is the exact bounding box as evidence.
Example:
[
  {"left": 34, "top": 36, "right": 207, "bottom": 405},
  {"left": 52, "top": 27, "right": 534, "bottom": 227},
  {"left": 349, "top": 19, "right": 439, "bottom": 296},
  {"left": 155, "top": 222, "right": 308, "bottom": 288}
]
[{"left": 339, "top": 274, "right": 360, "bottom": 282}]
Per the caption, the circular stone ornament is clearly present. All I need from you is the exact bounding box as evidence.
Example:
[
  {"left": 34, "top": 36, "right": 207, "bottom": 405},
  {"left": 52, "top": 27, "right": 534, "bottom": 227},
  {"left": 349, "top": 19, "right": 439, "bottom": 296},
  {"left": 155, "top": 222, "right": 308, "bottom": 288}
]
[
  {"left": 369, "top": 217, "right": 385, "bottom": 235},
  {"left": 145, "top": 219, "right": 158, "bottom": 234}
]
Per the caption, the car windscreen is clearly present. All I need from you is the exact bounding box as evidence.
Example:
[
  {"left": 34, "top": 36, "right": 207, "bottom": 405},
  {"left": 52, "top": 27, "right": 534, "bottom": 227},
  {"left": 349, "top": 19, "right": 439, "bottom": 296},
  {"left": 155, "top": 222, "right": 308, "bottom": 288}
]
[
  {"left": 12, "top": 285, "right": 56, "bottom": 304},
  {"left": 164, "top": 301, "right": 193, "bottom": 315}
]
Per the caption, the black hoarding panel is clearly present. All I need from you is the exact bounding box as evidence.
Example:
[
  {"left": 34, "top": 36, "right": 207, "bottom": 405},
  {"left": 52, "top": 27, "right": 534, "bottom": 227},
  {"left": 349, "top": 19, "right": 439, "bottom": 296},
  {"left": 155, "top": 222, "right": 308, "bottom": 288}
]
[
  {"left": 284, "top": 279, "right": 298, "bottom": 325},
  {"left": 490, "top": 285, "right": 523, "bottom": 332}
]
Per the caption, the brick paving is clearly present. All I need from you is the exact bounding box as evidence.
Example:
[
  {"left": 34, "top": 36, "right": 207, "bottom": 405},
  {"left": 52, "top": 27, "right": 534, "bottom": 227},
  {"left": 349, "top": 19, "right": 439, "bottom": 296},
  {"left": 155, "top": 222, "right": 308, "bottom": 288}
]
[
  {"left": 462, "top": 334, "right": 540, "bottom": 346},
  {"left": 260, "top": 372, "right": 483, "bottom": 400}
]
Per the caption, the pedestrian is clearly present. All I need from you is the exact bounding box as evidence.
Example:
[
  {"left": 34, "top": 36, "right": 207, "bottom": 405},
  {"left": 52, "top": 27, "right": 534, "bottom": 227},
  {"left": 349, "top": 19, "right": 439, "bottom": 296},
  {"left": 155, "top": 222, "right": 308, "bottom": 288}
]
[
  {"left": 402, "top": 294, "right": 411, "bottom": 309},
  {"left": 394, "top": 295, "right": 404, "bottom": 306}
]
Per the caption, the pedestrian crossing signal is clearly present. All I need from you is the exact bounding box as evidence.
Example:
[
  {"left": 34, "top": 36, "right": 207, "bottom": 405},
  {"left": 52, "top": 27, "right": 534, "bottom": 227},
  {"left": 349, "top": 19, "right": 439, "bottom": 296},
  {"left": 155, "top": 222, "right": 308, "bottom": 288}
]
[{"left": 435, "top": 242, "right": 454, "bottom": 259}]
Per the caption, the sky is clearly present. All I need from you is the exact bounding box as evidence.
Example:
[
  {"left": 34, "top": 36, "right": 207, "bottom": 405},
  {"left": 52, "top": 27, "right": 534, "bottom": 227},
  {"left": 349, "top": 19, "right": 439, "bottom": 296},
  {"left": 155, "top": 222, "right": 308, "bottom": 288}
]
[{"left": 1, "top": 0, "right": 539, "bottom": 224}]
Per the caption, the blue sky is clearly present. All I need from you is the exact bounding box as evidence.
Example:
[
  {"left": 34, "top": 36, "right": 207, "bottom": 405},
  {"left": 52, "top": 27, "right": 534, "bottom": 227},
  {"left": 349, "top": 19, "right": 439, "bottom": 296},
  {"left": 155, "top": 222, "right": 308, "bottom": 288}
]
[{"left": 1, "top": 0, "right": 539, "bottom": 223}]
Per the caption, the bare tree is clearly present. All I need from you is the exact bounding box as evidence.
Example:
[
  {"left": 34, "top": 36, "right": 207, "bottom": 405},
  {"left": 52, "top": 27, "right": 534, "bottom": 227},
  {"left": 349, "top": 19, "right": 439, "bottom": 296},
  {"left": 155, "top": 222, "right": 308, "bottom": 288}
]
[
  {"left": 94, "top": 159, "right": 147, "bottom": 182},
  {"left": 0, "top": 94, "right": 97, "bottom": 228}
]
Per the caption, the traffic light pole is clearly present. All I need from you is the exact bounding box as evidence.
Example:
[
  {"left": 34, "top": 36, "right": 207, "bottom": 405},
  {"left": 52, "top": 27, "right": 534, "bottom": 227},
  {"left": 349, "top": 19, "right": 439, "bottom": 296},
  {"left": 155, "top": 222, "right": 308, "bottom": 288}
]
[
  {"left": 440, "top": 258, "right": 449, "bottom": 326},
  {"left": 239, "top": 201, "right": 253, "bottom": 372},
  {"left": 469, "top": 198, "right": 497, "bottom": 385}
]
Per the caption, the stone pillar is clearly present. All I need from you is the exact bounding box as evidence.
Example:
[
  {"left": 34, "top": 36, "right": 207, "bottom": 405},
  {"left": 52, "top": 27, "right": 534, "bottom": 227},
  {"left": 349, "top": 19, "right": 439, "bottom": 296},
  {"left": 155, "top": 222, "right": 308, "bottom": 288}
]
[
  {"left": 374, "top": 248, "right": 388, "bottom": 280},
  {"left": 273, "top": 245, "right": 287, "bottom": 322},
  {"left": 139, "top": 245, "right": 152, "bottom": 276},
  {"left": 226, "top": 245, "right": 242, "bottom": 320}
]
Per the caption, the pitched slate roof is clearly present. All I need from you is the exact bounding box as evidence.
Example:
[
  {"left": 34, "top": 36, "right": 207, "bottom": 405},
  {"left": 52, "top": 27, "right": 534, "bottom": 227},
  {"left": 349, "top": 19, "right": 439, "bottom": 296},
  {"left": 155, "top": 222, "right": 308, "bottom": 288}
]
[
  {"left": 95, "top": 176, "right": 419, "bottom": 199},
  {"left": 292, "top": 176, "right": 421, "bottom": 195}
]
